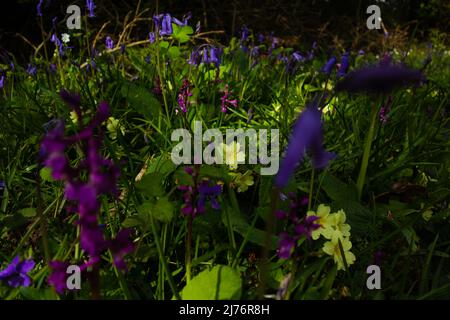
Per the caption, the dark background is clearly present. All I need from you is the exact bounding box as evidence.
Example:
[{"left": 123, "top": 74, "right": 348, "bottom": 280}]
[{"left": 0, "top": 0, "right": 448, "bottom": 62}]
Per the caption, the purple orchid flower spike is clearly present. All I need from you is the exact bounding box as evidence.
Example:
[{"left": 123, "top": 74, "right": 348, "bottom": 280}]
[
  {"left": 277, "top": 232, "right": 296, "bottom": 259},
  {"left": 0, "top": 256, "right": 35, "bottom": 288},
  {"left": 275, "top": 100, "right": 335, "bottom": 188}
]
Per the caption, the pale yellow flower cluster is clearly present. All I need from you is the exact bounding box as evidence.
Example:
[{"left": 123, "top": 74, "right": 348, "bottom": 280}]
[{"left": 307, "top": 204, "right": 356, "bottom": 271}]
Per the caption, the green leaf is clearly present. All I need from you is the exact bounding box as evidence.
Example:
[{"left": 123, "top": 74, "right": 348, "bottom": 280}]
[
  {"left": 172, "top": 24, "right": 193, "bottom": 43},
  {"left": 147, "top": 154, "right": 177, "bottom": 177},
  {"left": 152, "top": 197, "right": 174, "bottom": 223},
  {"left": 137, "top": 197, "right": 174, "bottom": 224},
  {"left": 121, "top": 82, "right": 161, "bottom": 119},
  {"left": 321, "top": 173, "right": 358, "bottom": 202},
  {"left": 19, "top": 207, "right": 37, "bottom": 217},
  {"left": 180, "top": 265, "right": 242, "bottom": 300},
  {"left": 168, "top": 46, "right": 181, "bottom": 60},
  {"left": 135, "top": 173, "right": 165, "bottom": 197}
]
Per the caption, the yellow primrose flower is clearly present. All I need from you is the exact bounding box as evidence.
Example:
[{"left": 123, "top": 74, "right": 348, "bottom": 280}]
[
  {"left": 106, "top": 117, "right": 125, "bottom": 140},
  {"left": 307, "top": 204, "right": 332, "bottom": 240},
  {"left": 325, "top": 210, "right": 351, "bottom": 243},
  {"left": 322, "top": 237, "right": 356, "bottom": 271},
  {"left": 229, "top": 170, "right": 254, "bottom": 192},
  {"left": 218, "top": 141, "right": 245, "bottom": 170},
  {"left": 69, "top": 111, "right": 78, "bottom": 124}
]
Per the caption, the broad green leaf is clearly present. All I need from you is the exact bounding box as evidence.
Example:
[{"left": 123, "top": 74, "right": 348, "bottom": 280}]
[
  {"left": 180, "top": 265, "right": 242, "bottom": 300},
  {"left": 121, "top": 82, "right": 161, "bottom": 119},
  {"left": 168, "top": 46, "right": 181, "bottom": 60},
  {"left": 321, "top": 173, "right": 358, "bottom": 202},
  {"left": 172, "top": 24, "right": 193, "bottom": 43},
  {"left": 135, "top": 173, "right": 165, "bottom": 197}
]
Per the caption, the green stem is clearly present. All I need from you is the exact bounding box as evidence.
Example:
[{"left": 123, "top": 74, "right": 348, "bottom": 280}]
[
  {"left": 185, "top": 216, "right": 193, "bottom": 284},
  {"left": 308, "top": 169, "right": 315, "bottom": 211},
  {"left": 149, "top": 214, "right": 181, "bottom": 300},
  {"left": 356, "top": 102, "right": 379, "bottom": 200}
]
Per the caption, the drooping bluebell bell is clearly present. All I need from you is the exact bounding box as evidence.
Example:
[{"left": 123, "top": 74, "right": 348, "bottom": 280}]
[
  {"left": 241, "top": 25, "right": 249, "bottom": 41},
  {"left": 337, "top": 51, "right": 350, "bottom": 78},
  {"left": 160, "top": 14, "right": 173, "bottom": 36},
  {"left": 292, "top": 51, "right": 304, "bottom": 62},
  {"left": 188, "top": 48, "right": 200, "bottom": 66},
  {"left": 275, "top": 101, "right": 335, "bottom": 188},
  {"left": 37, "top": 0, "right": 43, "bottom": 16},
  {"left": 173, "top": 12, "right": 191, "bottom": 26},
  {"left": 27, "top": 64, "right": 37, "bottom": 76},
  {"left": 105, "top": 36, "right": 114, "bottom": 50},
  {"left": 86, "top": 0, "right": 95, "bottom": 17},
  {"left": 335, "top": 64, "right": 424, "bottom": 94},
  {"left": 0, "top": 256, "right": 35, "bottom": 288},
  {"left": 321, "top": 56, "right": 336, "bottom": 75},
  {"left": 195, "top": 21, "right": 201, "bottom": 34},
  {"left": 149, "top": 32, "right": 156, "bottom": 44},
  {"left": 51, "top": 33, "right": 64, "bottom": 55},
  {"left": 0, "top": 75, "right": 4, "bottom": 89}
]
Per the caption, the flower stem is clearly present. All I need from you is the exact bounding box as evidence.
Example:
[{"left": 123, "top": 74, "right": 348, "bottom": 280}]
[
  {"left": 185, "top": 215, "right": 193, "bottom": 284},
  {"left": 356, "top": 102, "right": 379, "bottom": 200},
  {"left": 148, "top": 213, "right": 181, "bottom": 300},
  {"left": 308, "top": 169, "right": 315, "bottom": 211}
]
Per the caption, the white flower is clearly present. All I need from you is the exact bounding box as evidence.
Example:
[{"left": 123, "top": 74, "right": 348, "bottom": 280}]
[
  {"left": 217, "top": 141, "right": 245, "bottom": 170},
  {"left": 61, "top": 33, "right": 70, "bottom": 43}
]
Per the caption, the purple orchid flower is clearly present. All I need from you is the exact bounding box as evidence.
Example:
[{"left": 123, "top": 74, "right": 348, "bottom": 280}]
[{"left": 0, "top": 256, "right": 35, "bottom": 288}]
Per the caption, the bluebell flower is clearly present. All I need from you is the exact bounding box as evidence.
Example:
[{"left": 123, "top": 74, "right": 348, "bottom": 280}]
[
  {"left": 105, "top": 36, "right": 114, "bottom": 50},
  {"left": 149, "top": 32, "right": 156, "bottom": 44},
  {"left": 86, "top": 0, "right": 95, "bottom": 17},
  {"left": 292, "top": 51, "right": 304, "bottom": 62},
  {"left": 188, "top": 48, "right": 200, "bottom": 66},
  {"left": 195, "top": 21, "right": 201, "bottom": 33},
  {"left": 160, "top": 14, "right": 173, "bottom": 36},
  {"left": 321, "top": 56, "right": 336, "bottom": 75},
  {"left": 275, "top": 101, "right": 335, "bottom": 188},
  {"left": 37, "top": 0, "right": 43, "bottom": 16},
  {"left": 336, "top": 64, "right": 424, "bottom": 94},
  {"left": 144, "top": 56, "right": 151, "bottom": 64},
  {"left": 241, "top": 25, "right": 249, "bottom": 41},
  {"left": 0, "top": 75, "right": 4, "bottom": 89},
  {"left": 27, "top": 64, "right": 37, "bottom": 76},
  {"left": 0, "top": 256, "right": 35, "bottom": 288},
  {"left": 51, "top": 33, "right": 64, "bottom": 55},
  {"left": 337, "top": 51, "right": 350, "bottom": 78}
]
